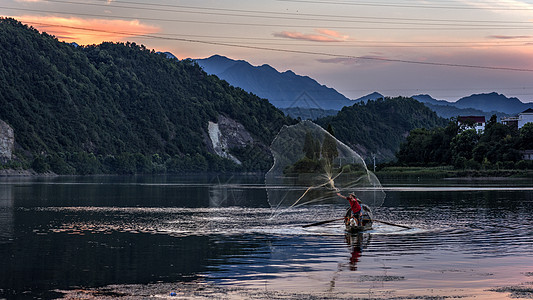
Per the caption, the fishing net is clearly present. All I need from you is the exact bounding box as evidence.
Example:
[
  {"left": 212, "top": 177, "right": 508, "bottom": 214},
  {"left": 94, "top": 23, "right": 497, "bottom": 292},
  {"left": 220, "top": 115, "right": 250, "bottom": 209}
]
[{"left": 265, "top": 121, "right": 385, "bottom": 219}]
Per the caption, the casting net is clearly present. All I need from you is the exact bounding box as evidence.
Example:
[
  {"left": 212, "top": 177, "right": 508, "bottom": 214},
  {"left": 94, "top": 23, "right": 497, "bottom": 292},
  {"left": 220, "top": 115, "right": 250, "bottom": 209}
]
[{"left": 265, "top": 121, "right": 385, "bottom": 218}]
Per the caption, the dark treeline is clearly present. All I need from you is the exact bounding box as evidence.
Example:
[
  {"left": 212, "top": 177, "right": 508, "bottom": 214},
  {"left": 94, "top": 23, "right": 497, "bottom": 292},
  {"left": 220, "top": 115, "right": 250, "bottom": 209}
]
[
  {"left": 0, "top": 18, "right": 291, "bottom": 174},
  {"left": 396, "top": 115, "right": 533, "bottom": 170}
]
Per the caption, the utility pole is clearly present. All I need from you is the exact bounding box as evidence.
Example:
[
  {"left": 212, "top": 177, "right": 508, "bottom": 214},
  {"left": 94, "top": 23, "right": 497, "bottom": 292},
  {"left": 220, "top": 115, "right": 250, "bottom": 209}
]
[{"left": 371, "top": 153, "right": 376, "bottom": 173}]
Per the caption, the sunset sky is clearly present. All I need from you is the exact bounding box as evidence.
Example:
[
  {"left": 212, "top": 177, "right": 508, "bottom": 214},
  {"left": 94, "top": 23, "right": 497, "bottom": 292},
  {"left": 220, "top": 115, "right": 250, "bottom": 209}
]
[{"left": 4, "top": 0, "right": 533, "bottom": 102}]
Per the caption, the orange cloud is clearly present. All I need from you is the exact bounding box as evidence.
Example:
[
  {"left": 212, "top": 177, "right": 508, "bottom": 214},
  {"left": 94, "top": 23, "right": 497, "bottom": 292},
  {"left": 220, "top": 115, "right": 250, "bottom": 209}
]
[
  {"left": 13, "top": 15, "right": 159, "bottom": 45},
  {"left": 315, "top": 29, "right": 349, "bottom": 40},
  {"left": 274, "top": 29, "right": 350, "bottom": 42}
]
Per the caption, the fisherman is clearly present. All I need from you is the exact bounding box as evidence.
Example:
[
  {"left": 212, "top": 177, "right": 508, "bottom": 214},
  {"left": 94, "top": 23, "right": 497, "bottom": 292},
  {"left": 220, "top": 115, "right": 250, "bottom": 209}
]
[{"left": 337, "top": 192, "right": 362, "bottom": 226}]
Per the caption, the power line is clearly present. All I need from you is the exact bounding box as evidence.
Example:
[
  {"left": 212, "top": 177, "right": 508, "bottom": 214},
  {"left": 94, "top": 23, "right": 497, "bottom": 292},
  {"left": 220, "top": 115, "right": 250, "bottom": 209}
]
[
  {"left": 21, "top": 21, "right": 533, "bottom": 72},
  {"left": 24, "top": 14, "right": 533, "bottom": 47},
  {"left": 276, "top": 0, "right": 533, "bottom": 11},
  {"left": 4, "top": 5, "right": 533, "bottom": 30},
  {"left": 42, "top": 0, "right": 533, "bottom": 26},
  {"left": 37, "top": 27, "right": 533, "bottom": 48}
]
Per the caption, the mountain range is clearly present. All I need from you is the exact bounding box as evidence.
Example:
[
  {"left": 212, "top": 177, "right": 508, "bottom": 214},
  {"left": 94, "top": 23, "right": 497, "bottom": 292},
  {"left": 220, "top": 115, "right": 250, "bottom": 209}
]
[
  {"left": 195, "top": 55, "right": 353, "bottom": 110},
  {"left": 196, "top": 55, "right": 533, "bottom": 119},
  {"left": 0, "top": 18, "right": 530, "bottom": 174},
  {"left": 412, "top": 93, "right": 532, "bottom": 117}
]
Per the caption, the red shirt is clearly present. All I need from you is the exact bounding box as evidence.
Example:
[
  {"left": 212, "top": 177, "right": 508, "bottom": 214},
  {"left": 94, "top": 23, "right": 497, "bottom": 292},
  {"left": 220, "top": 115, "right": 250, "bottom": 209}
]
[{"left": 348, "top": 195, "right": 361, "bottom": 214}]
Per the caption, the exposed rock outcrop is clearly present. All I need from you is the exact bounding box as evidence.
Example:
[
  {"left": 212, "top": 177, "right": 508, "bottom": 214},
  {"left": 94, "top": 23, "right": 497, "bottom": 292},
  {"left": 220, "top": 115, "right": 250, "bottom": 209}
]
[
  {"left": 0, "top": 120, "right": 14, "bottom": 162},
  {"left": 207, "top": 115, "right": 254, "bottom": 164}
]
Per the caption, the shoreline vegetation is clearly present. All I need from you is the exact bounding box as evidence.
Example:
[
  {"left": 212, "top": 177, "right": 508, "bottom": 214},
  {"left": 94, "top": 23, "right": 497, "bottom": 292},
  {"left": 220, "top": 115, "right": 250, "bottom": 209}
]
[
  {"left": 375, "top": 166, "right": 533, "bottom": 179},
  {"left": 2, "top": 166, "right": 533, "bottom": 179}
]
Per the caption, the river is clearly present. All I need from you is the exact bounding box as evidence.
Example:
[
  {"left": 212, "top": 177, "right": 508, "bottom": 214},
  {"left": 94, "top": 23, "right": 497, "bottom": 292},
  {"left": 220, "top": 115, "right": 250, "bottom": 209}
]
[{"left": 0, "top": 175, "right": 532, "bottom": 299}]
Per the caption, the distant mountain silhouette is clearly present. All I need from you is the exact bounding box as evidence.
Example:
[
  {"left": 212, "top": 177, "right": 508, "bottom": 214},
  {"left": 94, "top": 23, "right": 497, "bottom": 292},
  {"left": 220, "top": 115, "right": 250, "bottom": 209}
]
[
  {"left": 353, "top": 92, "right": 384, "bottom": 103},
  {"left": 454, "top": 92, "right": 532, "bottom": 115},
  {"left": 412, "top": 93, "right": 532, "bottom": 118},
  {"left": 195, "top": 55, "right": 353, "bottom": 110},
  {"left": 196, "top": 55, "right": 533, "bottom": 118},
  {"left": 411, "top": 94, "right": 451, "bottom": 106}
]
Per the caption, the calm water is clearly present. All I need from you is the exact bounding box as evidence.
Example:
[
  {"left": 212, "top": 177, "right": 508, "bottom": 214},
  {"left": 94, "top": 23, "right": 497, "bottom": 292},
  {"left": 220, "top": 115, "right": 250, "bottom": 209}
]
[{"left": 0, "top": 175, "right": 532, "bottom": 299}]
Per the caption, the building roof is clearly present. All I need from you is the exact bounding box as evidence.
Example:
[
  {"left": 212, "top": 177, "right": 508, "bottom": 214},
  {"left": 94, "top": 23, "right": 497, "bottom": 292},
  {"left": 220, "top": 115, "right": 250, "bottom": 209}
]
[
  {"left": 521, "top": 108, "right": 533, "bottom": 114},
  {"left": 457, "top": 116, "right": 486, "bottom": 123}
]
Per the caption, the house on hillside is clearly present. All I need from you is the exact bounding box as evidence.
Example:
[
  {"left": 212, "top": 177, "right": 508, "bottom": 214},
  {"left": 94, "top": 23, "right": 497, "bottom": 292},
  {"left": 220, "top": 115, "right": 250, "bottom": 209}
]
[
  {"left": 521, "top": 150, "right": 533, "bottom": 160},
  {"left": 457, "top": 116, "right": 485, "bottom": 133},
  {"left": 519, "top": 108, "right": 533, "bottom": 128},
  {"left": 501, "top": 116, "right": 518, "bottom": 129},
  {"left": 501, "top": 108, "right": 533, "bottom": 130}
]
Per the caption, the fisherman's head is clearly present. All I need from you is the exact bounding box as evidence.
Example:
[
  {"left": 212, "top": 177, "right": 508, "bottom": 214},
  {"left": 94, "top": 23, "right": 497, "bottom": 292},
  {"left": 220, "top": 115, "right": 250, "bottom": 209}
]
[{"left": 350, "top": 192, "right": 362, "bottom": 203}]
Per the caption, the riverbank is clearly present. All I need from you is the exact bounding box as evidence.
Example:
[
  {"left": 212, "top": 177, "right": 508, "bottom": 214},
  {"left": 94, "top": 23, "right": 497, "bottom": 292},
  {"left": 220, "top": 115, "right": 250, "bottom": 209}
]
[
  {"left": 55, "top": 278, "right": 533, "bottom": 299},
  {"left": 0, "top": 168, "right": 58, "bottom": 177},
  {"left": 376, "top": 166, "right": 533, "bottom": 179},
  {"left": 0, "top": 169, "right": 37, "bottom": 176}
]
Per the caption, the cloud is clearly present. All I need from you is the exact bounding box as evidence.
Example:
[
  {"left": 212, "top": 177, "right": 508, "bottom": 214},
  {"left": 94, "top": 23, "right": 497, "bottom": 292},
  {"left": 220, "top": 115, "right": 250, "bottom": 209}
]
[
  {"left": 460, "top": 0, "right": 533, "bottom": 16},
  {"left": 13, "top": 15, "right": 159, "bottom": 45},
  {"left": 317, "top": 57, "right": 358, "bottom": 65},
  {"left": 488, "top": 35, "right": 533, "bottom": 40},
  {"left": 317, "top": 54, "right": 391, "bottom": 66},
  {"left": 273, "top": 29, "right": 350, "bottom": 42},
  {"left": 315, "top": 29, "right": 349, "bottom": 40}
]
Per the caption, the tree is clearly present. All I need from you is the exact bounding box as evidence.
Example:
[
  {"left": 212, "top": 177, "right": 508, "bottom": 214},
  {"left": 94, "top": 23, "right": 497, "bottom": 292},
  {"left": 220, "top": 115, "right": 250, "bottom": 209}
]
[
  {"left": 321, "top": 132, "right": 338, "bottom": 164},
  {"left": 303, "top": 131, "right": 317, "bottom": 160},
  {"left": 519, "top": 123, "right": 533, "bottom": 149},
  {"left": 450, "top": 129, "right": 479, "bottom": 161},
  {"left": 396, "top": 128, "right": 432, "bottom": 165},
  {"left": 326, "top": 123, "right": 335, "bottom": 137}
]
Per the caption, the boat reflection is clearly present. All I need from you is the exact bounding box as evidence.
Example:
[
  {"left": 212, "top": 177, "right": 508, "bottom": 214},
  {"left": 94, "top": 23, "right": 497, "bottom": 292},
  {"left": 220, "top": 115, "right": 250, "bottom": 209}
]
[{"left": 345, "top": 233, "right": 371, "bottom": 271}]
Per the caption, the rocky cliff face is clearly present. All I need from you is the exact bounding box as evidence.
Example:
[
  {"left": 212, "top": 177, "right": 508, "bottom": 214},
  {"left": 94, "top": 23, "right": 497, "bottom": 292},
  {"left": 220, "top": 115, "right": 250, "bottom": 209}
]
[
  {"left": 0, "top": 120, "right": 14, "bottom": 162},
  {"left": 207, "top": 115, "right": 254, "bottom": 164}
]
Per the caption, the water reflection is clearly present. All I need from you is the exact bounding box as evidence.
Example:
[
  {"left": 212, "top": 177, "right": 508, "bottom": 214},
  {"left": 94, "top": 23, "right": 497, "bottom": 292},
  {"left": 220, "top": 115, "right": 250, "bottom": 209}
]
[
  {"left": 208, "top": 175, "right": 267, "bottom": 207},
  {"left": 0, "top": 176, "right": 532, "bottom": 299},
  {"left": 0, "top": 184, "right": 13, "bottom": 241},
  {"left": 344, "top": 233, "right": 371, "bottom": 271}
]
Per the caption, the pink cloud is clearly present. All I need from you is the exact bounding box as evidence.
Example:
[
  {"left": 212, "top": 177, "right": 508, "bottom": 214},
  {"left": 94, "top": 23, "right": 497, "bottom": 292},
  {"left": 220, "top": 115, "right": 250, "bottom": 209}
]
[
  {"left": 317, "top": 57, "right": 358, "bottom": 65},
  {"left": 13, "top": 15, "right": 159, "bottom": 45},
  {"left": 273, "top": 29, "right": 350, "bottom": 42},
  {"left": 317, "top": 54, "right": 392, "bottom": 66},
  {"left": 488, "top": 35, "right": 533, "bottom": 40},
  {"left": 315, "top": 29, "right": 349, "bottom": 40}
]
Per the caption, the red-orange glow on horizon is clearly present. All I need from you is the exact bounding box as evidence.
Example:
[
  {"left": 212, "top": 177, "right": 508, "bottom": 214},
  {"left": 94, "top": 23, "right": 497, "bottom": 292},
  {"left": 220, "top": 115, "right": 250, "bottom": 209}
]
[{"left": 14, "top": 15, "right": 159, "bottom": 45}]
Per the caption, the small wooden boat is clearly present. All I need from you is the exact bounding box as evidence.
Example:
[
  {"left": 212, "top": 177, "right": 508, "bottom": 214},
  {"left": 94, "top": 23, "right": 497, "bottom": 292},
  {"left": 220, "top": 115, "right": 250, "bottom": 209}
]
[{"left": 344, "top": 204, "right": 373, "bottom": 233}]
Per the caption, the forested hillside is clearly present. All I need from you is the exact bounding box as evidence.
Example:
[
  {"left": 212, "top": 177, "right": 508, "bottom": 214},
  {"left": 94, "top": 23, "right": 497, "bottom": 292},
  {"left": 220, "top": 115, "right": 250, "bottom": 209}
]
[
  {"left": 315, "top": 97, "right": 448, "bottom": 162},
  {"left": 0, "top": 18, "right": 291, "bottom": 174},
  {"left": 397, "top": 116, "right": 533, "bottom": 170}
]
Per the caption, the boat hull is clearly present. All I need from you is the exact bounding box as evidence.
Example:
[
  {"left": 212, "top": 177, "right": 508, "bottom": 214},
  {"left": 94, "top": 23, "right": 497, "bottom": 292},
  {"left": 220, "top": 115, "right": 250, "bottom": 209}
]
[{"left": 344, "top": 204, "right": 373, "bottom": 233}]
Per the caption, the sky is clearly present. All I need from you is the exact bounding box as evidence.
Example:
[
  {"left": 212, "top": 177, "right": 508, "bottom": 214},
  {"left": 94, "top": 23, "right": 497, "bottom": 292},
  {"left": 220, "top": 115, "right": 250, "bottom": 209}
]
[{"left": 4, "top": 0, "right": 533, "bottom": 102}]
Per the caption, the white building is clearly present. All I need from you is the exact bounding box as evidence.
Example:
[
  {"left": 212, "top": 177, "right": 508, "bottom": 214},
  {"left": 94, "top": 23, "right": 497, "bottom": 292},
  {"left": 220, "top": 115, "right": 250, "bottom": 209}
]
[
  {"left": 457, "top": 116, "right": 485, "bottom": 133},
  {"left": 521, "top": 150, "right": 533, "bottom": 160},
  {"left": 518, "top": 108, "right": 533, "bottom": 129},
  {"left": 502, "top": 108, "right": 533, "bottom": 130}
]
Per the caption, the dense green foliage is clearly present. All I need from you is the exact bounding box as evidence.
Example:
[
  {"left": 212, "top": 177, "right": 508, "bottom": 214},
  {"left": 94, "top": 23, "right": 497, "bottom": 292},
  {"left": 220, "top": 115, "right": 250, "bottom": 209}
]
[
  {"left": 0, "top": 18, "right": 291, "bottom": 174},
  {"left": 316, "top": 97, "right": 448, "bottom": 162},
  {"left": 397, "top": 116, "right": 533, "bottom": 170}
]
